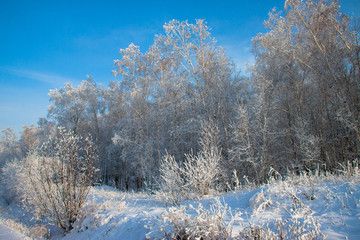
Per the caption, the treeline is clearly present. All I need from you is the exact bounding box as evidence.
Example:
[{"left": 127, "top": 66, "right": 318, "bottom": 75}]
[{"left": 1, "top": 0, "right": 359, "bottom": 190}]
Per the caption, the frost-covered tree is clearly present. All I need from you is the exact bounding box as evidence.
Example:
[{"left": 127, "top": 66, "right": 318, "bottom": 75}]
[
  {"left": 48, "top": 77, "right": 105, "bottom": 138},
  {"left": 0, "top": 128, "right": 22, "bottom": 168},
  {"left": 229, "top": 104, "right": 259, "bottom": 183},
  {"left": 48, "top": 78, "right": 106, "bottom": 179},
  {"left": 19, "top": 125, "right": 39, "bottom": 155},
  {"left": 109, "top": 19, "right": 238, "bottom": 189},
  {"left": 252, "top": 0, "right": 359, "bottom": 173},
  {"left": 19, "top": 1, "right": 357, "bottom": 191}
]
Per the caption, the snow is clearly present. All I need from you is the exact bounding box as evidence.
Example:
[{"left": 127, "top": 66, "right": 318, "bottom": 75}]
[
  {"left": 2, "top": 175, "right": 359, "bottom": 239},
  {"left": 59, "top": 175, "right": 360, "bottom": 239},
  {"left": 0, "top": 224, "right": 29, "bottom": 240},
  {"left": 59, "top": 187, "right": 166, "bottom": 239}
]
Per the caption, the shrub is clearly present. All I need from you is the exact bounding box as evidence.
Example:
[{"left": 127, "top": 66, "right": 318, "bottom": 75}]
[
  {"left": 183, "top": 120, "right": 222, "bottom": 196},
  {"left": 0, "top": 160, "right": 22, "bottom": 204},
  {"left": 18, "top": 127, "right": 97, "bottom": 232},
  {"left": 159, "top": 120, "right": 222, "bottom": 204},
  {"left": 162, "top": 200, "right": 234, "bottom": 239},
  {"left": 158, "top": 153, "right": 186, "bottom": 205}
]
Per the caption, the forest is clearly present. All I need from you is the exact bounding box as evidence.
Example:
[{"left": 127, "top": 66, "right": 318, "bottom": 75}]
[{"left": 0, "top": 0, "right": 359, "bottom": 238}]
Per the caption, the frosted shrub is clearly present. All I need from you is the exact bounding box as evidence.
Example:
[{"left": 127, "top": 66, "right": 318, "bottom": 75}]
[
  {"left": 159, "top": 153, "right": 186, "bottom": 205},
  {"left": 250, "top": 175, "right": 324, "bottom": 240},
  {"left": 18, "top": 127, "right": 97, "bottom": 232},
  {"left": 0, "top": 160, "right": 22, "bottom": 204},
  {"left": 29, "top": 225, "right": 50, "bottom": 239},
  {"left": 182, "top": 120, "right": 221, "bottom": 197},
  {"left": 236, "top": 225, "right": 276, "bottom": 240},
  {"left": 162, "top": 200, "right": 234, "bottom": 240},
  {"left": 159, "top": 120, "right": 221, "bottom": 203},
  {"left": 182, "top": 151, "right": 220, "bottom": 197},
  {"left": 337, "top": 159, "right": 359, "bottom": 180},
  {"left": 279, "top": 214, "right": 322, "bottom": 240}
]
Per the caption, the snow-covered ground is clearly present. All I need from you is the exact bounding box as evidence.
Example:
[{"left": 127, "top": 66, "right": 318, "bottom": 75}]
[
  {"left": 0, "top": 224, "right": 28, "bottom": 240},
  {"left": 1, "top": 174, "right": 360, "bottom": 239},
  {"left": 61, "top": 174, "right": 360, "bottom": 239}
]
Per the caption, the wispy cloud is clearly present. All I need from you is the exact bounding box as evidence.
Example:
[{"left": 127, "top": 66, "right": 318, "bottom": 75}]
[{"left": 0, "top": 66, "right": 76, "bottom": 85}]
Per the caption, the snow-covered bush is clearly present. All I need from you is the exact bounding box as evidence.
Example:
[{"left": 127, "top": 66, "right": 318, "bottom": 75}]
[
  {"left": 159, "top": 120, "right": 221, "bottom": 203},
  {"left": 29, "top": 225, "right": 50, "bottom": 239},
  {"left": 18, "top": 127, "right": 97, "bottom": 232},
  {"left": 248, "top": 174, "right": 324, "bottom": 240},
  {"left": 236, "top": 225, "right": 276, "bottom": 240},
  {"left": 337, "top": 159, "right": 359, "bottom": 180},
  {"left": 0, "top": 159, "right": 22, "bottom": 204},
  {"left": 158, "top": 153, "right": 186, "bottom": 205},
  {"left": 162, "top": 200, "right": 235, "bottom": 239},
  {"left": 73, "top": 193, "right": 126, "bottom": 232},
  {"left": 0, "top": 128, "right": 22, "bottom": 168},
  {"left": 181, "top": 120, "right": 222, "bottom": 197}
]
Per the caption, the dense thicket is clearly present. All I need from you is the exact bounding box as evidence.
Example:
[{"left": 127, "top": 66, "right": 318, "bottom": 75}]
[{"left": 1, "top": 0, "right": 359, "bottom": 191}]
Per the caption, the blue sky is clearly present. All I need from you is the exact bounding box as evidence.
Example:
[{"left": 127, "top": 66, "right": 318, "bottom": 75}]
[{"left": 1, "top": 0, "right": 359, "bottom": 133}]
